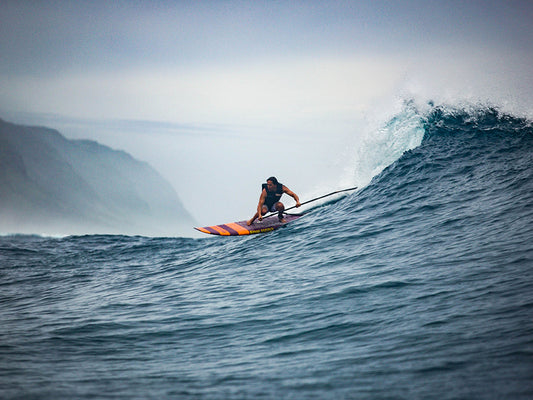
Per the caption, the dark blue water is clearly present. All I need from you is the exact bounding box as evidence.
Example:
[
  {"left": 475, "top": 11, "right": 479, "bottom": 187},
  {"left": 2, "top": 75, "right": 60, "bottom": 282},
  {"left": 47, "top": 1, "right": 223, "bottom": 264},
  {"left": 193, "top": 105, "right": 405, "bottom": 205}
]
[{"left": 2, "top": 105, "right": 532, "bottom": 399}]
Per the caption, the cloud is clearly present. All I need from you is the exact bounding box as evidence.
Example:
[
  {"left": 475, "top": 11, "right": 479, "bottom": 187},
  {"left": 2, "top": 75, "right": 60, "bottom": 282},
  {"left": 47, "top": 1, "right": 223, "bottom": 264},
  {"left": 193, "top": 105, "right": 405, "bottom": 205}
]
[
  {"left": 4, "top": 1, "right": 530, "bottom": 77},
  {"left": 1, "top": 55, "right": 407, "bottom": 127}
]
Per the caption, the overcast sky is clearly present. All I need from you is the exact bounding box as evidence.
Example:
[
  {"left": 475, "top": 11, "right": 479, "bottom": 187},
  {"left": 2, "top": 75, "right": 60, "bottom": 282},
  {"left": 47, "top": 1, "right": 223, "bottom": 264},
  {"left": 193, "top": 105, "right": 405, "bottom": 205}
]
[{"left": 1, "top": 0, "right": 532, "bottom": 226}]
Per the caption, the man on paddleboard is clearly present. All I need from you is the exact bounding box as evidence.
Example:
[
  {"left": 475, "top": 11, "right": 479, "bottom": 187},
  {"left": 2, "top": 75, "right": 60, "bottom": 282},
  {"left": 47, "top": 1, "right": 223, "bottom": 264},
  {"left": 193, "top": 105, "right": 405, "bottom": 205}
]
[{"left": 247, "top": 176, "right": 301, "bottom": 225}]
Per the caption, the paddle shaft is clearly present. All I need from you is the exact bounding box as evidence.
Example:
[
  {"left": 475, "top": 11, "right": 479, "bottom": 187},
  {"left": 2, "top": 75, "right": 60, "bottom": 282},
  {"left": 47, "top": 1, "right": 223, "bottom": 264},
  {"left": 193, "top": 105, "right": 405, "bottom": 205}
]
[{"left": 263, "top": 186, "right": 357, "bottom": 218}]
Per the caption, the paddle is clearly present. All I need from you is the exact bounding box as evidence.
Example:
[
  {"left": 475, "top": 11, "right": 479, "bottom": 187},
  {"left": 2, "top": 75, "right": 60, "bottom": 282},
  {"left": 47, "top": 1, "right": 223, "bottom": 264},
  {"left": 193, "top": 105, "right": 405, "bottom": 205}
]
[{"left": 262, "top": 186, "right": 358, "bottom": 219}]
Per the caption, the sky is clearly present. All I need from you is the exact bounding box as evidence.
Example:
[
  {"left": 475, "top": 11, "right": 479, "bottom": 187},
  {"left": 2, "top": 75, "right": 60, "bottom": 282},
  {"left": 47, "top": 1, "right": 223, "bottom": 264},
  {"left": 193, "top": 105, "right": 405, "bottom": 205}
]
[{"left": 1, "top": 0, "right": 532, "bottom": 226}]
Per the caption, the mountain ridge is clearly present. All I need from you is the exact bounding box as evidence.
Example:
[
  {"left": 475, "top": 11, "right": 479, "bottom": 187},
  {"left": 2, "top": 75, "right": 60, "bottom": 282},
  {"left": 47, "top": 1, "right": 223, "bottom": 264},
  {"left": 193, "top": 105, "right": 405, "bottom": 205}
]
[{"left": 0, "top": 118, "right": 195, "bottom": 236}]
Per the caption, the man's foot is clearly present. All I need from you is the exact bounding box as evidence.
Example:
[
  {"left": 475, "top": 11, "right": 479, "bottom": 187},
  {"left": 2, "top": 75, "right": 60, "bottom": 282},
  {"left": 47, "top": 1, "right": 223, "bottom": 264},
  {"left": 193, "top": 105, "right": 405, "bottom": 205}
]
[
  {"left": 278, "top": 213, "right": 286, "bottom": 223},
  {"left": 246, "top": 219, "right": 253, "bottom": 226}
]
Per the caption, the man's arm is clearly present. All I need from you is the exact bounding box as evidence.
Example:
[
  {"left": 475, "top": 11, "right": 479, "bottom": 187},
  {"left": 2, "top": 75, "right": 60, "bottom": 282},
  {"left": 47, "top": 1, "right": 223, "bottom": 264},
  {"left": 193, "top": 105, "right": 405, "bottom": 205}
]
[
  {"left": 256, "top": 189, "right": 267, "bottom": 219},
  {"left": 283, "top": 186, "right": 301, "bottom": 207},
  {"left": 248, "top": 189, "right": 268, "bottom": 225}
]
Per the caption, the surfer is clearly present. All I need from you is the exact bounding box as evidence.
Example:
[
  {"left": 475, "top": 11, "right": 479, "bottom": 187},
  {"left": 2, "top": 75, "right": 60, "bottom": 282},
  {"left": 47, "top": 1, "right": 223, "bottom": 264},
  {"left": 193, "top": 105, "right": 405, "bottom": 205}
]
[{"left": 247, "top": 176, "right": 301, "bottom": 225}]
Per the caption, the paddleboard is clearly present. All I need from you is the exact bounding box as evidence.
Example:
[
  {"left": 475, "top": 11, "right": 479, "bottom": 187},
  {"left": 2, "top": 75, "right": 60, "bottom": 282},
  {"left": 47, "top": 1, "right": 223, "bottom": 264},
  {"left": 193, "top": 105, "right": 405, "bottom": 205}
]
[{"left": 195, "top": 213, "right": 303, "bottom": 236}]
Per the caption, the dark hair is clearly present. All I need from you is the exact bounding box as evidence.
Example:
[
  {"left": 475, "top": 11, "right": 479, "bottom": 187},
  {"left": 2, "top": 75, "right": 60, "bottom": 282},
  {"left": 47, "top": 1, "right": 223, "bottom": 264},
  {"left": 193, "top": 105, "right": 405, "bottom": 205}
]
[{"left": 266, "top": 176, "right": 278, "bottom": 185}]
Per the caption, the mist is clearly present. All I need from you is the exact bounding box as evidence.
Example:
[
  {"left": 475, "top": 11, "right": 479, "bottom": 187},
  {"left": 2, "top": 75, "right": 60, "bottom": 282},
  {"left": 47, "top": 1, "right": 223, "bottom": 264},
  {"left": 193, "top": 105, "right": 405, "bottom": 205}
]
[{"left": 1, "top": 1, "right": 532, "bottom": 227}]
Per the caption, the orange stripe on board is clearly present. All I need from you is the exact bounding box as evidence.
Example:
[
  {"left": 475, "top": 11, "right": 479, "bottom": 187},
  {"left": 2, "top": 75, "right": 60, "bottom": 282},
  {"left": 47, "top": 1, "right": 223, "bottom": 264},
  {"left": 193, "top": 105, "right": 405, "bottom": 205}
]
[
  {"left": 211, "top": 225, "right": 231, "bottom": 235},
  {"left": 225, "top": 222, "right": 250, "bottom": 235},
  {"left": 196, "top": 227, "right": 212, "bottom": 234}
]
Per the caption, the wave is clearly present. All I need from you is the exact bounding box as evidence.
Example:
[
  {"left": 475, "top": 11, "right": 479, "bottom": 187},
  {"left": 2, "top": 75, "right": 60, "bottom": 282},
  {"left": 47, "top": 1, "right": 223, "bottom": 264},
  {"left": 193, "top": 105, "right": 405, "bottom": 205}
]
[
  {"left": 304, "top": 103, "right": 533, "bottom": 266},
  {"left": 352, "top": 102, "right": 532, "bottom": 199}
]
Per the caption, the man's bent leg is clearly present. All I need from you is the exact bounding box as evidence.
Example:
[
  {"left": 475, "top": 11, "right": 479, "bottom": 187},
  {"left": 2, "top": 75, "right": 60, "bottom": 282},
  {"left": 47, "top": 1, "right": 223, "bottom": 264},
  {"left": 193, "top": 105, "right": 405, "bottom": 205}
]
[{"left": 275, "top": 202, "right": 286, "bottom": 222}]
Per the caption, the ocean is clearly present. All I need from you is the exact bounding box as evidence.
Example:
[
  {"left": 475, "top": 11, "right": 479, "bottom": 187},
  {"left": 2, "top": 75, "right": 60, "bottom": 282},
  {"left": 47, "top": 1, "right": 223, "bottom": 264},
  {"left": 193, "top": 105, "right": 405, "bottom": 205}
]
[{"left": 1, "top": 104, "right": 532, "bottom": 399}]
